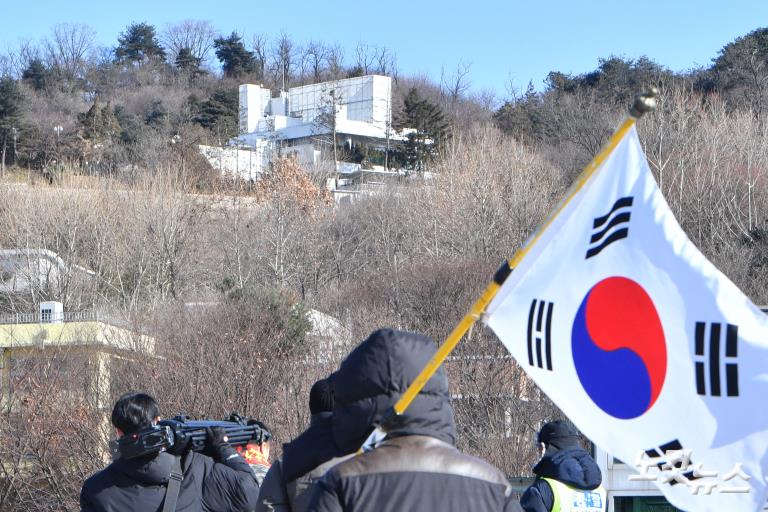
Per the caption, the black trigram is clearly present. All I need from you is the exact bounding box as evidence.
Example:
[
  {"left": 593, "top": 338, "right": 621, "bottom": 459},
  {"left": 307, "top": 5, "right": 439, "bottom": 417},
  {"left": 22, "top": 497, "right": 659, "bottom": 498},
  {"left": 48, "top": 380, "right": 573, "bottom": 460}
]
[
  {"left": 695, "top": 322, "right": 739, "bottom": 397},
  {"left": 527, "top": 299, "right": 553, "bottom": 370},
  {"left": 645, "top": 439, "right": 684, "bottom": 462},
  {"left": 644, "top": 439, "right": 699, "bottom": 486},
  {"left": 585, "top": 196, "right": 633, "bottom": 259}
]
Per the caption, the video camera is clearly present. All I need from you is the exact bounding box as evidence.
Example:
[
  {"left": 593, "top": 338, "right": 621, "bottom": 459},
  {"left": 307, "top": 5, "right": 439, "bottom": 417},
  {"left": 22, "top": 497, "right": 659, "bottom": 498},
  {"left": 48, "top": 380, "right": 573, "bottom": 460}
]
[{"left": 109, "top": 413, "right": 271, "bottom": 460}]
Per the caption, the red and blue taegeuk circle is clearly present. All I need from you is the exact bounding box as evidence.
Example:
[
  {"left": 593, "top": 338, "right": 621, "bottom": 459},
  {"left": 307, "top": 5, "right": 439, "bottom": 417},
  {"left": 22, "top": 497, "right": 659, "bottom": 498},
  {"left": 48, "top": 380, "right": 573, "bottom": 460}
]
[{"left": 571, "top": 277, "right": 667, "bottom": 419}]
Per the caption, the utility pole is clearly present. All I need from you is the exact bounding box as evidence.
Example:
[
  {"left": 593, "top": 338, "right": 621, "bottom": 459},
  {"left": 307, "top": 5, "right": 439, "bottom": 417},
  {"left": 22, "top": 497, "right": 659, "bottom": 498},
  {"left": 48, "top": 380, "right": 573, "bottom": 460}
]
[
  {"left": 330, "top": 89, "right": 338, "bottom": 171},
  {"left": 11, "top": 127, "right": 18, "bottom": 167},
  {"left": 385, "top": 85, "right": 391, "bottom": 172}
]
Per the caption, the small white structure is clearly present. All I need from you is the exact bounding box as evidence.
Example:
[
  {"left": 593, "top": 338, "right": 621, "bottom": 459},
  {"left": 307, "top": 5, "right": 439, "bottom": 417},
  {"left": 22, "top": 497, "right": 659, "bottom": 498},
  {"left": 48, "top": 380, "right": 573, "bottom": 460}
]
[{"left": 39, "top": 301, "right": 64, "bottom": 324}]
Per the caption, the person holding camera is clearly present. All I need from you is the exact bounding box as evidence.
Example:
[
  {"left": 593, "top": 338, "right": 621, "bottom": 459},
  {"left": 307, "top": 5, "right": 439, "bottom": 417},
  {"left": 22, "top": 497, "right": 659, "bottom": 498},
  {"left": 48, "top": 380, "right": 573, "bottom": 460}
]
[{"left": 80, "top": 392, "right": 260, "bottom": 512}]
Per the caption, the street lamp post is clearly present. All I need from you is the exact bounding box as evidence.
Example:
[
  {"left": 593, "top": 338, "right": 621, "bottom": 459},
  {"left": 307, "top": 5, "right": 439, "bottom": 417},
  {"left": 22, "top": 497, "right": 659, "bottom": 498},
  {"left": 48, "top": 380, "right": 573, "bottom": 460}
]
[
  {"left": 171, "top": 134, "right": 184, "bottom": 174},
  {"left": 53, "top": 125, "right": 63, "bottom": 161},
  {"left": 50, "top": 125, "right": 63, "bottom": 183}
]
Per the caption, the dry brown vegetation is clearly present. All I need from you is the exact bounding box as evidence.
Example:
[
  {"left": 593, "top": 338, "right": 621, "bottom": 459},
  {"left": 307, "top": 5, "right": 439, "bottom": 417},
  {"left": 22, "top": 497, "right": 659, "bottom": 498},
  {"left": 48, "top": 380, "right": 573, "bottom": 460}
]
[{"left": 0, "top": 80, "right": 767, "bottom": 510}]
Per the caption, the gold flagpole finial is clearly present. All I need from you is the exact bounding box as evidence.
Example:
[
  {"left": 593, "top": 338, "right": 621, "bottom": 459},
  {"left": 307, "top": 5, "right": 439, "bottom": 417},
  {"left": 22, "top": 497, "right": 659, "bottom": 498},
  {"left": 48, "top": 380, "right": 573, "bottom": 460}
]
[{"left": 629, "top": 86, "right": 658, "bottom": 119}]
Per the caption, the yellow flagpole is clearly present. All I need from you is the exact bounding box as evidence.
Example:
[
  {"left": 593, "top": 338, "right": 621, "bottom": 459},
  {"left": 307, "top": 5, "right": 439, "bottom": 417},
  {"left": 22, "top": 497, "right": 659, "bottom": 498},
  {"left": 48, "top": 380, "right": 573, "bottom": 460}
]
[{"left": 358, "top": 88, "right": 658, "bottom": 452}]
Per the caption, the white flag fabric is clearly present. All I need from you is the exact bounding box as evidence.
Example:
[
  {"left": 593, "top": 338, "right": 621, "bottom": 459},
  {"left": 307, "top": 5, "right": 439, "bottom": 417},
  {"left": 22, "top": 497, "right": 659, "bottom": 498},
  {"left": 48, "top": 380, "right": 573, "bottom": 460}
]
[{"left": 484, "top": 125, "right": 768, "bottom": 511}]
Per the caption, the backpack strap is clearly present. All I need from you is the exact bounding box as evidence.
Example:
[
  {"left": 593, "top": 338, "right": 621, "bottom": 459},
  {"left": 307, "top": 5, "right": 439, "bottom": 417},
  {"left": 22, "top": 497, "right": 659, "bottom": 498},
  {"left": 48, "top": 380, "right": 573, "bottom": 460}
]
[{"left": 162, "top": 455, "right": 184, "bottom": 512}]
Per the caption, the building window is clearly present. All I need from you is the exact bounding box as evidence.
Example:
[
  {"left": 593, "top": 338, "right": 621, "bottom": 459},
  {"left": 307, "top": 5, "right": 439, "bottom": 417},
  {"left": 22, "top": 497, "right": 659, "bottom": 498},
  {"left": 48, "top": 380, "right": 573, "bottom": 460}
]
[
  {"left": 41, "top": 309, "right": 52, "bottom": 323},
  {"left": 614, "top": 496, "right": 681, "bottom": 511}
]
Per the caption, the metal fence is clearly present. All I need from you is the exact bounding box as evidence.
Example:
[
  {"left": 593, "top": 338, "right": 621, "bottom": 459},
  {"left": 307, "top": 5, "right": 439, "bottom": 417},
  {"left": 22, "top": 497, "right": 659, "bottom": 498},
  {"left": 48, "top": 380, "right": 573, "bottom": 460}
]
[{"left": 0, "top": 310, "right": 98, "bottom": 325}]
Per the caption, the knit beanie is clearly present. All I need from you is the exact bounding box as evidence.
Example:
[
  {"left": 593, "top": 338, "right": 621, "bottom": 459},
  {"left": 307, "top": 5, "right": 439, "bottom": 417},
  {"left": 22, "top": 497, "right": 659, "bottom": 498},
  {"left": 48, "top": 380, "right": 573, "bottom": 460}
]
[{"left": 538, "top": 420, "right": 581, "bottom": 450}]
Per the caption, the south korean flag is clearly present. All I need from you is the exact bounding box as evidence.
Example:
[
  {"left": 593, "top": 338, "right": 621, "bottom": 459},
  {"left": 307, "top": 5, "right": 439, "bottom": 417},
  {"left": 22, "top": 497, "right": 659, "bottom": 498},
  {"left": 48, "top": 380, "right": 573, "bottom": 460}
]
[{"left": 484, "top": 125, "right": 768, "bottom": 512}]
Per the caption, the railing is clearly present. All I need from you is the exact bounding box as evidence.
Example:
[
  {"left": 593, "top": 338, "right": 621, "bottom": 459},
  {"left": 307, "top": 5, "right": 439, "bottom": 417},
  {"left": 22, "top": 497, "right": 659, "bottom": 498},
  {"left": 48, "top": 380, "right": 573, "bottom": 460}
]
[
  {"left": 0, "top": 311, "right": 98, "bottom": 325},
  {"left": 0, "top": 307, "right": 764, "bottom": 326}
]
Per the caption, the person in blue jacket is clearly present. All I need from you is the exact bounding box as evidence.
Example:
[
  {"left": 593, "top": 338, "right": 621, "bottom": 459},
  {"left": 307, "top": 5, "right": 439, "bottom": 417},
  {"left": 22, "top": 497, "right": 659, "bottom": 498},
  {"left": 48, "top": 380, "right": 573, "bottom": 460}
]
[{"left": 521, "top": 420, "right": 606, "bottom": 512}]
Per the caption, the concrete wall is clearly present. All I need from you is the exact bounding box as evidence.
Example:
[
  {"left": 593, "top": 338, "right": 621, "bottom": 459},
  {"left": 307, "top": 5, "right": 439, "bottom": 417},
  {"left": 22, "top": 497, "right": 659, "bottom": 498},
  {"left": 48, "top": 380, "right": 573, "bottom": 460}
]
[
  {"left": 239, "top": 84, "right": 272, "bottom": 135},
  {"left": 0, "top": 321, "right": 155, "bottom": 353},
  {"left": 199, "top": 144, "right": 268, "bottom": 180},
  {"left": 283, "top": 143, "right": 320, "bottom": 166}
]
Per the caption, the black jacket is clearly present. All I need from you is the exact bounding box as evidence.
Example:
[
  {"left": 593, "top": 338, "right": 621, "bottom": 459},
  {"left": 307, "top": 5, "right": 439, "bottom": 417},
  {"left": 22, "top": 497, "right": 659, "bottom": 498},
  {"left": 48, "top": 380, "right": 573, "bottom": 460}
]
[
  {"left": 281, "top": 412, "right": 338, "bottom": 485},
  {"left": 256, "top": 454, "right": 350, "bottom": 512},
  {"left": 80, "top": 446, "right": 259, "bottom": 512},
  {"left": 307, "top": 329, "right": 520, "bottom": 512},
  {"left": 257, "top": 412, "right": 350, "bottom": 512},
  {"left": 520, "top": 446, "right": 602, "bottom": 512}
]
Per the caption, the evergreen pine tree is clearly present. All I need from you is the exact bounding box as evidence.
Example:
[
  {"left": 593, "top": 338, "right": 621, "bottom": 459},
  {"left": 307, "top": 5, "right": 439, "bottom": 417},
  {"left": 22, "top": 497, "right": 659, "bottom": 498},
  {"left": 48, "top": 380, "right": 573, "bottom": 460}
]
[
  {"left": 78, "top": 100, "right": 120, "bottom": 143},
  {"left": 22, "top": 59, "right": 49, "bottom": 91},
  {"left": 0, "top": 77, "right": 23, "bottom": 175},
  {"left": 175, "top": 47, "right": 204, "bottom": 77},
  {"left": 213, "top": 33, "right": 257, "bottom": 78},
  {"left": 115, "top": 22, "right": 166, "bottom": 63},
  {"left": 194, "top": 88, "right": 239, "bottom": 142},
  {"left": 710, "top": 28, "right": 768, "bottom": 115},
  {"left": 493, "top": 82, "right": 546, "bottom": 142},
  {"left": 395, "top": 88, "right": 450, "bottom": 171}
]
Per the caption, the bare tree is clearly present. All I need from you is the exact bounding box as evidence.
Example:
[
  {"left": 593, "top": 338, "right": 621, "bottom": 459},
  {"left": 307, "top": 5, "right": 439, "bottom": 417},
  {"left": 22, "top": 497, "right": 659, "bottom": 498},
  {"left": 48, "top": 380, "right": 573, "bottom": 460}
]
[
  {"left": 302, "top": 40, "right": 328, "bottom": 84},
  {"left": 270, "top": 32, "right": 295, "bottom": 90},
  {"left": 250, "top": 34, "right": 268, "bottom": 82},
  {"left": 324, "top": 44, "right": 345, "bottom": 80},
  {"left": 44, "top": 23, "right": 96, "bottom": 82},
  {"left": 440, "top": 61, "right": 472, "bottom": 107},
  {"left": 353, "top": 43, "right": 374, "bottom": 75},
  {"left": 352, "top": 43, "right": 396, "bottom": 77},
  {"left": 4, "top": 39, "right": 42, "bottom": 78},
  {"left": 373, "top": 45, "right": 396, "bottom": 76},
  {"left": 162, "top": 20, "right": 217, "bottom": 67},
  {"left": 295, "top": 42, "right": 309, "bottom": 85}
]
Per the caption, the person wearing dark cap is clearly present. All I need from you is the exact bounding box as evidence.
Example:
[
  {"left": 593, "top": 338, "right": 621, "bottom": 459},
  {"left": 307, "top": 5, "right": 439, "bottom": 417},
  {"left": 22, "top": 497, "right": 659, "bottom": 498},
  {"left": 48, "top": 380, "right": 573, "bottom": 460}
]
[
  {"left": 257, "top": 378, "right": 351, "bottom": 512},
  {"left": 520, "top": 420, "right": 606, "bottom": 512},
  {"left": 308, "top": 329, "right": 520, "bottom": 512}
]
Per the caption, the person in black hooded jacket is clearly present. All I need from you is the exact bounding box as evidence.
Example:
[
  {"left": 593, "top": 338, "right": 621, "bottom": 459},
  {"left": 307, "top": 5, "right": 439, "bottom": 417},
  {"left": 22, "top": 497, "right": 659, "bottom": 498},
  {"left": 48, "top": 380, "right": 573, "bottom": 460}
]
[
  {"left": 257, "top": 378, "right": 352, "bottom": 512},
  {"left": 307, "top": 329, "right": 521, "bottom": 512},
  {"left": 80, "top": 392, "right": 259, "bottom": 512},
  {"left": 520, "top": 420, "right": 606, "bottom": 512}
]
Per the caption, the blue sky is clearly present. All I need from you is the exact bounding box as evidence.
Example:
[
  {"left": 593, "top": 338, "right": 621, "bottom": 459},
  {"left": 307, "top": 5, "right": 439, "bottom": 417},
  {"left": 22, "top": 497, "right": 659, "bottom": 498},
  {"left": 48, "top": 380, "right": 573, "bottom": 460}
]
[{"left": 2, "top": 0, "right": 767, "bottom": 98}]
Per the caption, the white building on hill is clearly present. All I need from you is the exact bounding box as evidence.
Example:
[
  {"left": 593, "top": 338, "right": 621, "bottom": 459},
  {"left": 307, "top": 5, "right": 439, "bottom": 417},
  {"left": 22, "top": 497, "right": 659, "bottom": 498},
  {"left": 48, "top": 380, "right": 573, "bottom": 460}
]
[{"left": 203, "top": 75, "right": 403, "bottom": 180}]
